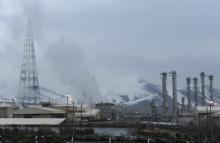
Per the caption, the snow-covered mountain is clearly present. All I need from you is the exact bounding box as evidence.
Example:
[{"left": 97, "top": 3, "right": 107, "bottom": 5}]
[
  {"left": 101, "top": 75, "right": 220, "bottom": 113},
  {"left": 1, "top": 75, "right": 220, "bottom": 113}
]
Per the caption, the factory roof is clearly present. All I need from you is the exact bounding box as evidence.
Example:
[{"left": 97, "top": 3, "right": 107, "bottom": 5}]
[
  {"left": 0, "top": 118, "right": 65, "bottom": 126},
  {"left": 14, "top": 106, "right": 65, "bottom": 115}
]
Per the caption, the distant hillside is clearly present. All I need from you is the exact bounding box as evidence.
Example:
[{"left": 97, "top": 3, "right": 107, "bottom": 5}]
[{"left": 101, "top": 75, "right": 220, "bottom": 113}]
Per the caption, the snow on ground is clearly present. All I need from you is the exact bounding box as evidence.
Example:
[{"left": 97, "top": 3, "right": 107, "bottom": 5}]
[{"left": 101, "top": 75, "right": 220, "bottom": 108}]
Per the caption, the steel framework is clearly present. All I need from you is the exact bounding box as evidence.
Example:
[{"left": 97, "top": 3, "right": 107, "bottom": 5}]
[{"left": 17, "top": 21, "right": 40, "bottom": 104}]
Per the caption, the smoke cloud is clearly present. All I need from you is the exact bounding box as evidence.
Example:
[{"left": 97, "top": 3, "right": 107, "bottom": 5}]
[{"left": 46, "top": 39, "right": 102, "bottom": 104}]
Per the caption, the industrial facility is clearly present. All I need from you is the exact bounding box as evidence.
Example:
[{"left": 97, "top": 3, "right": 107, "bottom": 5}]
[{"left": 0, "top": 20, "right": 218, "bottom": 142}]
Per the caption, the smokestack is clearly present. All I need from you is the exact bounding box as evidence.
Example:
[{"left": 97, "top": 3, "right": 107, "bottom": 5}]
[
  {"left": 171, "top": 71, "right": 177, "bottom": 114},
  {"left": 186, "top": 77, "right": 192, "bottom": 113},
  {"left": 200, "top": 72, "right": 206, "bottom": 106},
  {"left": 193, "top": 77, "right": 198, "bottom": 107},
  {"left": 208, "top": 75, "right": 214, "bottom": 102},
  {"left": 161, "top": 72, "right": 168, "bottom": 114},
  {"left": 181, "top": 97, "right": 185, "bottom": 113}
]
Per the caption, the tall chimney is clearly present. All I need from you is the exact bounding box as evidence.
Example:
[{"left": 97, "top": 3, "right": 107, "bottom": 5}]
[
  {"left": 181, "top": 97, "right": 185, "bottom": 113},
  {"left": 193, "top": 77, "right": 198, "bottom": 107},
  {"left": 171, "top": 71, "right": 177, "bottom": 114},
  {"left": 208, "top": 75, "right": 214, "bottom": 102},
  {"left": 186, "top": 77, "right": 192, "bottom": 113},
  {"left": 161, "top": 72, "right": 168, "bottom": 114},
  {"left": 200, "top": 72, "right": 206, "bottom": 106}
]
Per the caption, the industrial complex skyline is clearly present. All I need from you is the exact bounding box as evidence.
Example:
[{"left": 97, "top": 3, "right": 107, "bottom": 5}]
[{"left": 0, "top": 0, "right": 220, "bottom": 99}]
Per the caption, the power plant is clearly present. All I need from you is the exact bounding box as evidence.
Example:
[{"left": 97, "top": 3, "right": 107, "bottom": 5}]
[
  {"left": 0, "top": 21, "right": 219, "bottom": 142},
  {"left": 160, "top": 71, "right": 215, "bottom": 115}
]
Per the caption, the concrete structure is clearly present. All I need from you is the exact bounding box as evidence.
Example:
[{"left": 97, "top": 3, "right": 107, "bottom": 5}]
[
  {"left": 0, "top": 104, "right": 13, "bottom": 118},
  {"left": 171, "top": 71, "right": 177, "bottom": 114},
  {"left": 200, "top": 72, "right": 206, "bottom": 106},
  {"left": 74, "top": 109, "right": 100, "bottom": 121},
  {"left": 193, "top": 77, "right": 198, "bottom": 107},
  {"left": 186, "top": 77, "right": 192, "bottom": 113},
  {"left": 161, "top": 72, "right": 168, "bottom": 114},
  {"left": 197, "top": 106, "right": 219, "bottom": 128},
  {"left": 209, "top": 75, "right": 214, "bottom": 102},
  {"left": 95, "top": 103, "right": 115, "bottom": 120},
  {"left": 0, "top": 118, "right": 65, "bottom": 126},
  {"left": 12, "top": 102, "right": 100, "bottom": 121},
  {"left": 181, "top": 97, "right": 185, "bottom": 113},
  {"left": 196, "top": 106, "right": 220, "bottom": 114},
  {"left": 14, "top": 106, "right": 66, "bottom": 118},
  {"left": 211, "top": 112, "right": 220, "bottom": 130},
  {"left": 51, "top": 104, "right": 100, "bottom": 121}
]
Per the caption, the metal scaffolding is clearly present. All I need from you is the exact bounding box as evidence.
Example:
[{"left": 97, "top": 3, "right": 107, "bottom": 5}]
[{"left": 17, "top": 21, "right": 40, "bottom": 105}]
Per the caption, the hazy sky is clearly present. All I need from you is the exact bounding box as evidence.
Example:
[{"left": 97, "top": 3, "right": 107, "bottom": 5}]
[{"left": 0, "top": 0, "right": 220, "bottom": 99}]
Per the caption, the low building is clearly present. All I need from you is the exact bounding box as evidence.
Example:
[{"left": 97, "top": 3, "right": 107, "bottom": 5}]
[
  {"left": 51, "top": 104, "right": 100, "bottom": 121},
  {"left": 12, "top": 103, "right": 100, "bottom": 120},
  {"left": 14, "top": 106, "right": 66, "bottom": 118},
  {"left": 95, "top": 102, "right": 115, "bottom": 120},
  {"left": 0, "top": 104, "right": 13, "bottom": 118},
  {"left": 196, "top": 106, "right": 220, "bottom": 119},
  {"left": 0, "top": 118, "right": 65, "bottom": 126},
  {"left": 74, "top": 108, "right": 100, "bottom": 121},
  {"left": 196, "top": 106, "right": 220, "bottom": 114},
  {"left": 196, "top": 106, "right": 220, "bottom": 128}
]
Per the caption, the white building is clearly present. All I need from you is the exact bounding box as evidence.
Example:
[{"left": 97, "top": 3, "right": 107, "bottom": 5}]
[{"left": 0, "top": 104, "right": 13, "bottom": 118}]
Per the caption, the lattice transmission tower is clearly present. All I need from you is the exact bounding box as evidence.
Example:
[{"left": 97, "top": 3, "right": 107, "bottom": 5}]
[{"left": 17, "top": 21, "right": 40, "bottom": 104}]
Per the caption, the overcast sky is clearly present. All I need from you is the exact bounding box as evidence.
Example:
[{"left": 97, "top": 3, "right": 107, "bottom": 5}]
[{"left": 0, "top": 0, "right": 220, "bottom": 100}]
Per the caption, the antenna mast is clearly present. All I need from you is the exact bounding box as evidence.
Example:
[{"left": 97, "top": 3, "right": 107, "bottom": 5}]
[{"left": 17, "top": 21, "right": 40, "bottom": 105}]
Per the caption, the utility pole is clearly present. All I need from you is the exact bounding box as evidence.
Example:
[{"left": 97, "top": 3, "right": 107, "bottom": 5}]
[
  {"left": 70, "top": 97, "right": 75, "bottom": 141},
  {"left": 66, "top": 95, "right": 69, "bottom": 118}
]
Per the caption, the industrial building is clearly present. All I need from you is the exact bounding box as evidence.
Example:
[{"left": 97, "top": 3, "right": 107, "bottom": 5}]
[
  {"left": 95, "top": 102, "right": 115, "bottom": 120},
  {"left": 0, "top": 118, "right": 65, "bottom": 126},
  {"left": 14, "top": 106, "right": 66, "bottom": 118},
  {"left": 0, "top": 104, "right": 13, "bottom": 118},
  {"left": 0, "top": 102, "right": 100, "bottom": 122}
]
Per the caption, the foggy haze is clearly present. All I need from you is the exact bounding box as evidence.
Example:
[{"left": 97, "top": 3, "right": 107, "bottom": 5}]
[{"left": 0, "top": 0, "right": 220, "bottom": 103}]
